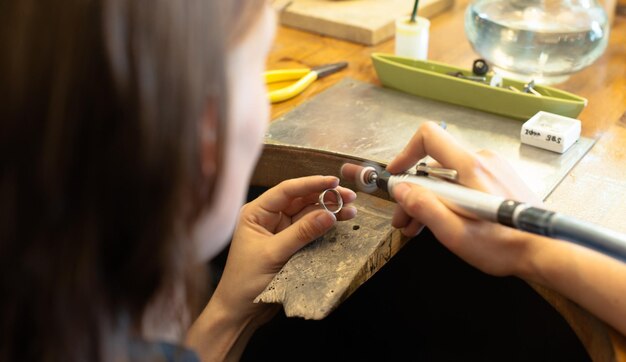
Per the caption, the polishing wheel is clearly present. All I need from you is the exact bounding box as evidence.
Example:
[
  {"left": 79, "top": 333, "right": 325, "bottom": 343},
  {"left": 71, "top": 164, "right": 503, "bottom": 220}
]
[{"left": 340, "top": 163, "right": 380, "bottom": 193}]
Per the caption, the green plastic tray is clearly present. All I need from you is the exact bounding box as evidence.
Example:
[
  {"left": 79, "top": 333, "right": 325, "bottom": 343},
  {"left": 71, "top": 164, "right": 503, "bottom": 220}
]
[{"left": 371, "top": 53, "right": 587, "bottom": 121}]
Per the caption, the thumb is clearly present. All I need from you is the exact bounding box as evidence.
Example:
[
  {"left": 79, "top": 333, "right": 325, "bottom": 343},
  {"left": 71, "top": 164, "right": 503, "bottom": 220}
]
[{"left": 271, "top": 209, "right": 336, "bottom": 262}]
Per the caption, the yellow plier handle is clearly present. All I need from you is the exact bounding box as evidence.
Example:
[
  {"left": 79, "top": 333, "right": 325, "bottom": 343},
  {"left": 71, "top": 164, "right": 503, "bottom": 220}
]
[{"left": 264, "top": 68, "right": 318, "bottom": 103}]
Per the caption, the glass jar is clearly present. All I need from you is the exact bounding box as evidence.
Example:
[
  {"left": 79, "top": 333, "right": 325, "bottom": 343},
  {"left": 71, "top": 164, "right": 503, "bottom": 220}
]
[{"left": 465, "top": 0, "right": 609, "bottom": 84}]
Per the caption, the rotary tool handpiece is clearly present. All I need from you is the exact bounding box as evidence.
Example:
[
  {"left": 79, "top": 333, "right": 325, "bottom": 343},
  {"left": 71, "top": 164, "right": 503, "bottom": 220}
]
[
  {"left": 340, "top": 163, "right": 626, "bottom": 262},
  {"left": 339, "top": 163, "right": 497, "bottom": 220}
]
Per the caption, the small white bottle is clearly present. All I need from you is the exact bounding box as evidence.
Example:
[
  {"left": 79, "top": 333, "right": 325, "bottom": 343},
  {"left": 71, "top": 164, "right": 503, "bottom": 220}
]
[{"left": 395, "top": 16, "right": 430, "bottom": 60}]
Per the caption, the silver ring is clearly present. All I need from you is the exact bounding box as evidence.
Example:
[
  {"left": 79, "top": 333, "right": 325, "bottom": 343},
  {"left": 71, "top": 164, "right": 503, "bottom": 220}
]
[{"left": 318, "top": 188, "right": 343, "bottom": 214}]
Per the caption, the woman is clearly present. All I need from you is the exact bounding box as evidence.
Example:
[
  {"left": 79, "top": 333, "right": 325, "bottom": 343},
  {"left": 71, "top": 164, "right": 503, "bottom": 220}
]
[
  {"left": 3, "top": 0, "right": 625, "bottom": 361},
  {"left": 1, "top": 1, "right": 356, "bottom": 361}
]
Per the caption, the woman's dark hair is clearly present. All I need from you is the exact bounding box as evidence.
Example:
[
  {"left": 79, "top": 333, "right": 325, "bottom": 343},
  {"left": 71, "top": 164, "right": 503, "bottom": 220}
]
[{"left": 0, "top": 0, "right": 262, "bottom": 360}]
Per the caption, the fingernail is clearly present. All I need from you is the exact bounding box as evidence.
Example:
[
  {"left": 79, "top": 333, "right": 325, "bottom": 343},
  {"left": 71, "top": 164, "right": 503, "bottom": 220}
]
[
  {"left": 316, "top": 210, "right": 336, "bottom": 228},
  {"left": 393, "top": 183, "right": 410, "bottom": 200}
]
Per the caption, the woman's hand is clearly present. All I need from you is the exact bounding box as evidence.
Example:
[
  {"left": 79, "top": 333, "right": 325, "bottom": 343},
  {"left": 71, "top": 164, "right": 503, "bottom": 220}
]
[
  {"left": 214, "top": 175, "right": 356, "bottom": 323},
  {"left": 385, "top": 121, "right": 626, "bottom": 339},
  {"left": 386, "top": 121, "right": 543, "bottom": 277},
  {"left": 187, "top": 175, "right": 357, "bottom": 361}
]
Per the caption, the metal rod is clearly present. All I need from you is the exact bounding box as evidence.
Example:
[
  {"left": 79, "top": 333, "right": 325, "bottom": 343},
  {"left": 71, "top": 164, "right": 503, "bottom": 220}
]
[{"left": 410, "top": 0, "right": 420, "bottom": 22}]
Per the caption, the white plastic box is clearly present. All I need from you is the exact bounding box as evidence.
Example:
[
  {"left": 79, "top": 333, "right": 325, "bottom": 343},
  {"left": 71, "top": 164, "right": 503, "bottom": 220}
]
[{"left": 520, "top": 111, "right": 581, "bottom": 153}]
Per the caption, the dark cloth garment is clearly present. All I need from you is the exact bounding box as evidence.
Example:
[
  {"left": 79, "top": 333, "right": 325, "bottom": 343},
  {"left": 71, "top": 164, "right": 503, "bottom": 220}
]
[{"left": 129, "top": 339, "right": 200, "bottom": 362}]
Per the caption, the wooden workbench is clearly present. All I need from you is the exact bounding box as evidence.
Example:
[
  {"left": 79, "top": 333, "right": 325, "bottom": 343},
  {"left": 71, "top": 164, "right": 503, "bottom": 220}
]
[{"left": 261, "top": 1, "right": 626, "bottom": 360}]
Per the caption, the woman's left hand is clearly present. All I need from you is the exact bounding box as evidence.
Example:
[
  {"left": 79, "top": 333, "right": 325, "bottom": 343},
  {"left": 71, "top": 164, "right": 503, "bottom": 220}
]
[{"left": 210, "top": 175, "right": 357, "bottom": 326}]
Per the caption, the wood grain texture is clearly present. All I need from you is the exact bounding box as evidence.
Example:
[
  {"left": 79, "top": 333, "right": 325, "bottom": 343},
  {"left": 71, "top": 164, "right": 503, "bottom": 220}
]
[
  {"left": 265, "top": 2, "right": 626, "bottom": 360},
  {"left": 251, "top": 144, "right": 408, "bottom": 319},
  {"left": 273, "top": 0, "right": 454, "bottom": 45},
  {"left": 254, "top": 191, "right": 407, "bottom": 319}
]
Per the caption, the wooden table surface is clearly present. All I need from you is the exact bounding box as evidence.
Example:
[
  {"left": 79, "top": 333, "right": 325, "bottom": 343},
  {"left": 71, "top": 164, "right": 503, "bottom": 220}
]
[{"left": 267, "top": 1, "right": 626, "bottom": 359}]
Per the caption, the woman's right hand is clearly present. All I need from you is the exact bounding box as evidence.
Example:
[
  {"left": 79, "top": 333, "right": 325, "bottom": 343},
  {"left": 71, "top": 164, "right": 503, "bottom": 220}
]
[
  {"left": 386, "top": 121, "right": 544, "bottom": 277},
  {"left": 387, "top": 121, "right": 626, "bottom": 338}
]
